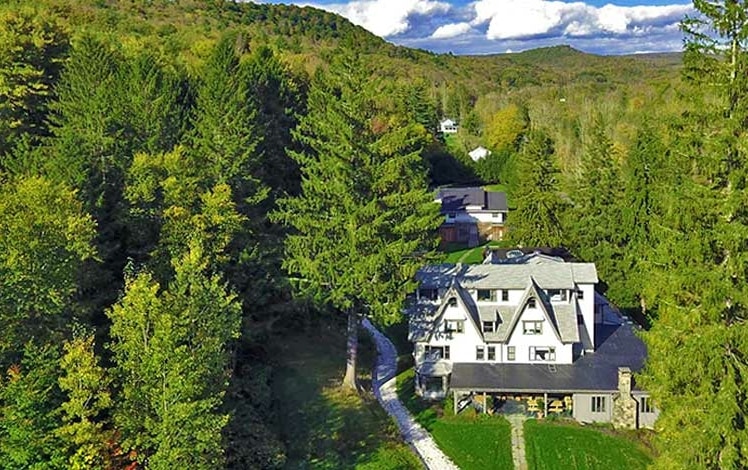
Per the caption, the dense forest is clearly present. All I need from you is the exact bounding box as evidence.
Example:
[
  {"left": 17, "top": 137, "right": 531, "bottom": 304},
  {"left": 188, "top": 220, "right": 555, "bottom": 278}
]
[{"left": 0, "top": 0, "right": 746, "bottom": 468}]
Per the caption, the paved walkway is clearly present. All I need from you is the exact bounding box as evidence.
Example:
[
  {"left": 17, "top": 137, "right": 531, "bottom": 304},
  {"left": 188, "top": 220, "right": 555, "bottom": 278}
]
[
  {"left": 362, "top": 319, "right": 460, "bottom": 470},
  {"left": 506, "top": 414, "right": 529, "bottom": 470}
]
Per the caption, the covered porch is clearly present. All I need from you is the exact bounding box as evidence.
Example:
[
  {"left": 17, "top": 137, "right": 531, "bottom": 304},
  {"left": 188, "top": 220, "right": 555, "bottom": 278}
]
[{"left": 415, "top": 360, "right": 453, "bottom": 400}]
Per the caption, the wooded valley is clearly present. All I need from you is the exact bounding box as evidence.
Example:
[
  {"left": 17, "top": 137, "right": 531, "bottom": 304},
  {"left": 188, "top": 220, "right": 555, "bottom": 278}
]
[{"left": 0, "top": 0, "right": 746, "bottom": 468}]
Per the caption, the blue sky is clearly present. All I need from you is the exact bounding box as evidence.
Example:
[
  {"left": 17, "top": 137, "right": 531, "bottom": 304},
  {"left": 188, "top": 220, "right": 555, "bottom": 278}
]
[{"left": 269, "top": 0, "right": 694, "bottom": 55}]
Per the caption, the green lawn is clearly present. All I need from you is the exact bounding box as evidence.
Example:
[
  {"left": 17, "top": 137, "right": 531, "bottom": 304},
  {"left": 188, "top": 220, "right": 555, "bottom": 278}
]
[
  {"left": 272, "top": 323, "right": 421, "bottom": 469},
  {"left": 441, "top": 241, "right": 507, "bottom": 264},
  {"left": 395, "top": 368, "right": 514, "bottom": 470},
  {"left": 524, "top": 420, "right": 653, "bottom": 470}
]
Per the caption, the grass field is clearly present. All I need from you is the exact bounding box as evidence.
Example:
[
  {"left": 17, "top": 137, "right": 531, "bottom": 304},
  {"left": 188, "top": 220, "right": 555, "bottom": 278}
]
[
  {"left": 272, "top": 321, "right": 421, "bottom": 469},
  {"left": 395, "top": 368, "right": 514, "bottom": 470},
  {"left": 442, "top": 241, "right": 507, "bottom": 264},
  {"left": 524, "top": 420, "right": 653, "bottom": 470}
]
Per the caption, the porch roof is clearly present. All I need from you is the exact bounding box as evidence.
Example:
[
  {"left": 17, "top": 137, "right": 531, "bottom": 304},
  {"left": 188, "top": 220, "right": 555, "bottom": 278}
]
[{"left": 450, "top": 323, "right": 647, "bottom": 394}]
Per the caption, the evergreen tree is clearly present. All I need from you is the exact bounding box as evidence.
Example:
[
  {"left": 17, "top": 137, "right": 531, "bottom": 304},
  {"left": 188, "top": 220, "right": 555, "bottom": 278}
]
[
  {"left": 189, "top": 33, "right": 264, "bottom": 205},
  {"left": 242, "top": 45, "right": 303, "bottom": 199},
  {"left": 507, "top": 129, "right": 567, "bottom": 247},
  {"left": 619, "top": 123, "right": 665, "bottom": 315},
  {"left": 109, "top": 246, "right": 241, "bottom": 469},
  {"left": 568, "top": 118, "right": 624, "bottom": 301},
  {"left": 273, "top": 55, "right": 442, "bottom": 389},
  {"left": 640, "top": 2, "right": 748, "bottom": 467}
]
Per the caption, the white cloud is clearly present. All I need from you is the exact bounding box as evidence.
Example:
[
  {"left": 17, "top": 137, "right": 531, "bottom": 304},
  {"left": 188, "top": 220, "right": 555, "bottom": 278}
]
[
  {"left": 313, "top": 0, "right": 451, "bottom": 37},
  {"left": 469, "top": 0, "right": 691, "bottom": 40},
  {"left": 431, "top": 22, "right": 472, "bottom": 39}
]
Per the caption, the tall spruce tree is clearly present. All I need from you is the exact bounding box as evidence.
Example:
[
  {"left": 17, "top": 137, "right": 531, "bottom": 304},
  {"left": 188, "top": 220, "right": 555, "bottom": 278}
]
[
  {"left": 619, "top": 123, "right": 665, "bottom": 315},
  {"left": 508, "top": 129, "right": 568, "bottom": 247},
  {"left": 273, "top": 55, "right": 442, "bottom": 389},
  {"left": 640, "top": 2, "right": 748, "bottom": 467},
  {"left": 568, "top": 118, "right": 625, "bottom": 302}
]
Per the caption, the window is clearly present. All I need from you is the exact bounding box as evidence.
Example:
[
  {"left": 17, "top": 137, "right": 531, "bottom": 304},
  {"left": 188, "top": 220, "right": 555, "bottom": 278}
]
[
  {"left": 591, "top": 396, "right": 607, "bottom": 413},
  {"left": 419, "top": 288, "right": 438, "bottom": 301},
  {"left": 577, "top": 289, "right": 584, "bottom": 300},
  {"left": 523, "top": 321, "right": 543, "bottom": 335},
  {"left": 530, "top": 346, "right": 556, "bottom": 361},
  {"left": 487, "top": 346, "right": 496, "bottom": 360},
  {"left": 507, "top": 346, "right": 516, "bottom": 361},
  {"left": 547, "top": 289, "right": 568, "bottom": 302},
  {"left": 477, "top": 289, "right": 495, "bottom": 301},
  {"left": 492, "top": 212, "right": 500, "bottom": 218},
  {"left": 447, "top": 297, "right": 457, "bottom": 307},
  {"left": 424, "top": 346, "right": 450, "bottom": 360},
  {"left": 501, "top": 290, "right": 509, "bottom": 302},
  {"left": 640, "top": 396, "right": 654, "bottom": 414},
  {"left": 528, "top": 297, "right": 537, "bottom": 308},
  {"left": 445, "top": 320, "right": 464, "bottom": 334},
  {"left": 447, "top": 212, "right": 456, "bottom": 219},
  {"left": 483, "top": 321, "right": 495, "bottom": 333},
  {"left": 476, "top": 346, "right": 485, "bottom": 360}
]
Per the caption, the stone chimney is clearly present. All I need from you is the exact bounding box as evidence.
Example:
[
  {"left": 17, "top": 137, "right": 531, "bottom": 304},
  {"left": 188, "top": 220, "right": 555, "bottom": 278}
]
[
  {"left": 612, "top": 367, "right": 638, "bottom": 430},
  {"left": 618, "top": 367, "right": 632, "bottom": 395}
]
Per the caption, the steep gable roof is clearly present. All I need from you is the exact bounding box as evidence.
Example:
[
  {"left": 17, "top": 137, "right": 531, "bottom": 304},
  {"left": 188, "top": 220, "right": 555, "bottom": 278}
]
[
  {"left": 425, "top": 283, "right": 482, "bottom": 342},
  {"left": 503, "top": 277, "right": 564, "bottom": 344}
]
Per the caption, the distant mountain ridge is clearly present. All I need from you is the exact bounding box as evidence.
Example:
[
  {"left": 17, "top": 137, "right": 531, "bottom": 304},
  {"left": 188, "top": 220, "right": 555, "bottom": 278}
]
[{"left": 25, "top": 0, "right": 681, "bottom": 92}]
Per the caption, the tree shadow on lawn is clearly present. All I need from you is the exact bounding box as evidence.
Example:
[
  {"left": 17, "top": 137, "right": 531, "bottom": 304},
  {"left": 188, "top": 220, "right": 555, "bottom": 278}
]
[{"left": 271, "top": 321, "right": 419, "bottom": 469}]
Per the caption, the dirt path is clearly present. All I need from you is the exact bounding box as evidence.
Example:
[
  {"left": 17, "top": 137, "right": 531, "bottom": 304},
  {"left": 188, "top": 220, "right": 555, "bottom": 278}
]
[{"left": 362, "top": 319, "right": 460, "bottom": 470}]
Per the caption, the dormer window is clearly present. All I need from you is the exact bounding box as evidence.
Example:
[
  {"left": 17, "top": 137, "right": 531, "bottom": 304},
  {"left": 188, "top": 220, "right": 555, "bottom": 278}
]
[
  {"left": 501, "top": 290, "right": 509, "bottom": 302},
  {"left": 528, "top": 298, "right": 537, "bottom": 309},
  {"left": 577, "top": 289, "right": 584, "bottom": 300},
  {"left": 419, "top": 288, "right": 438, "bottom": 301},
  {"left": 483, "top": 321, "right": 495, "bottom": 333},
  {"left": 547, "top": 289, "right": 568, "bottom": 302},
  {"left": 477, "top": 289, "right": 495, "bottom": 301}
]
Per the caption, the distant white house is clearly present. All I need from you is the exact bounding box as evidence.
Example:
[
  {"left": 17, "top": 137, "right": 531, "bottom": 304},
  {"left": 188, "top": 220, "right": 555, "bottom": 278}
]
[
  {"left": 407, "top": 253, "right": 658, "bottom": 429},
  {"left": 440, "top": 119, "right": 458, "bottom": 134},
  {"left": 468, "top": 146, "right": 491, "bottom": 162}
]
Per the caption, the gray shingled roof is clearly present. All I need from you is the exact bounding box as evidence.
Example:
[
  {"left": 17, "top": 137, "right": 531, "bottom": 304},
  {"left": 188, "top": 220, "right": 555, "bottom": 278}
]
[
  {"left": 436, "top": 187, "right": 508, "bottom": 213},
  {"left": 450, "top": 323, "right": 648, "bottom": 393},
  {"left": 416, "top": 263, "right": 598, "bottom": 290},
  {"left": 410, "top": 277, "right": 580, "bottom": 344}
]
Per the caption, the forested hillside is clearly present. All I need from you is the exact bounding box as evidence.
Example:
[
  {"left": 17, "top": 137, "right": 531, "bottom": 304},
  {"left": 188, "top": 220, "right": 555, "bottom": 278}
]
[{"left": 2, "top": 0, "right": 746, "bottom": 468}]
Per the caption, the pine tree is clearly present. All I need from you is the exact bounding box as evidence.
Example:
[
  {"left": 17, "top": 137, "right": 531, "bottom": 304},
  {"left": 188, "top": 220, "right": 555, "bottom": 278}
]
[
  {"left": 273, "top": 55, "right": 442, "bottom": 389},
  {"left": 507, "top": 129, "right": 568, "bottom": 247}
]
